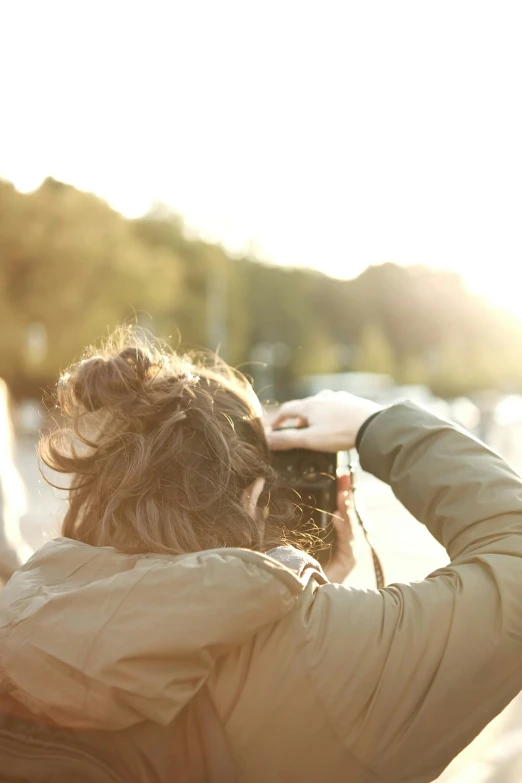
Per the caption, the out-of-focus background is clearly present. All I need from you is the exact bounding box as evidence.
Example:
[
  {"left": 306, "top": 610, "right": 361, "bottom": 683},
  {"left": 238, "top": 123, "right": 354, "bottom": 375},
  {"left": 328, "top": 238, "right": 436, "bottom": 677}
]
[{"left": 1, "top": 1, "right": 522, "bottom": 780}]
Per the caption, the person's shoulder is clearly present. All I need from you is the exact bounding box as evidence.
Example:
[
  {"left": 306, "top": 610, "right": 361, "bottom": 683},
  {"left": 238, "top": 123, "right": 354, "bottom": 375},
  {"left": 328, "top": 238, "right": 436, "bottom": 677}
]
[{"left": 179, "top": 546, "right": 324, "bottom": 593}]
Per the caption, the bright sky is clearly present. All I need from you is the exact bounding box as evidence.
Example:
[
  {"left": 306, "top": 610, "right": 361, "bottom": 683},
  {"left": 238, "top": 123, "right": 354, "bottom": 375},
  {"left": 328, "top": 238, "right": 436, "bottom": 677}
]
[{"left": 1, "top": 1, "right": 521, "bottom": 313}]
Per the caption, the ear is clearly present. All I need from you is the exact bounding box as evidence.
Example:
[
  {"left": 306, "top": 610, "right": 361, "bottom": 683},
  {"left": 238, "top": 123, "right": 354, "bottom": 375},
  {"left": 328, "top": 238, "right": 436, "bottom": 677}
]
[{"left": 242, "top": 477, "right": 266, "bottom": 517}]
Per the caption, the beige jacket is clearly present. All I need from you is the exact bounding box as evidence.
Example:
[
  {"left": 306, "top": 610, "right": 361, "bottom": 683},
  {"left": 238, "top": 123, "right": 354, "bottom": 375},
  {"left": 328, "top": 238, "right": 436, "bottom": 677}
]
[{"left": 1, "top": 402, "right": 522, "bottom": 782}]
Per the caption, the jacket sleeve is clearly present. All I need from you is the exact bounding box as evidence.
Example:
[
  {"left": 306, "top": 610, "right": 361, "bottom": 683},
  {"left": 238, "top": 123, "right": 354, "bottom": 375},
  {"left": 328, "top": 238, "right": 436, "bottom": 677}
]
[{"left": 301, "top": 402, "right": 522, "bottom": 783}]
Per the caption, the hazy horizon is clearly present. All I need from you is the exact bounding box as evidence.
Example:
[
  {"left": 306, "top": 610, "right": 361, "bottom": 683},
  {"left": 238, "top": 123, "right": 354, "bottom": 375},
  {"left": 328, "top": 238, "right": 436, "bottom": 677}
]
[{"left": 1, "top": 1, "right": 521, "bottom": 313}]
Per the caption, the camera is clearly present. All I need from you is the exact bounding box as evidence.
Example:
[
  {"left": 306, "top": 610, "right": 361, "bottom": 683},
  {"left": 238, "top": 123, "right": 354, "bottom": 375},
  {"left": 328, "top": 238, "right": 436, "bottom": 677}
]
[{"left": 271, "top": 445, "right": 338, "bottom": 567}]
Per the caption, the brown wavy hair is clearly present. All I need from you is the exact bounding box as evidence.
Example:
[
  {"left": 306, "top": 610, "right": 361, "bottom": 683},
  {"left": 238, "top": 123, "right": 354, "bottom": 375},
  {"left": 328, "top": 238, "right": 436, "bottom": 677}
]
[{"left": 39, "top": 326, "right": 290, "bottom": 555}]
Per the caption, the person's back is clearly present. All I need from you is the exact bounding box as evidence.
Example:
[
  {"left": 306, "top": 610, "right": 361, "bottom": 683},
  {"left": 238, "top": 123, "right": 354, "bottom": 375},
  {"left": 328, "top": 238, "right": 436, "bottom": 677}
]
[{"left": 0, "top": 326, "right": 522, "bottom": 782}]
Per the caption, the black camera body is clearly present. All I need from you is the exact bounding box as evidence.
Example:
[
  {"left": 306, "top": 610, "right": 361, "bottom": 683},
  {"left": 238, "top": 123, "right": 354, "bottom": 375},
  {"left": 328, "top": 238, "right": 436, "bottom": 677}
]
[{"left": 271, "top": 446, "right": 338, "bottom": 567}]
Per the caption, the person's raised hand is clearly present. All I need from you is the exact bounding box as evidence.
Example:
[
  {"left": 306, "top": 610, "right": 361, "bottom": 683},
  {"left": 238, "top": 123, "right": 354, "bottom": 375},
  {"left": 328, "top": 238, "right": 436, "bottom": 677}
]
[{"left": 266, "top": 391, "right": 382, "bottom": 453}]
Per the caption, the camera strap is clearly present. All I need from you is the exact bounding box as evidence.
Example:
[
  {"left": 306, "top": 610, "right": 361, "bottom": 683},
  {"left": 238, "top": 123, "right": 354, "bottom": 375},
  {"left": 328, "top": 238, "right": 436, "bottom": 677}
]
[{"left": 348, "top": 461, "right": 385, "bottom": 589}]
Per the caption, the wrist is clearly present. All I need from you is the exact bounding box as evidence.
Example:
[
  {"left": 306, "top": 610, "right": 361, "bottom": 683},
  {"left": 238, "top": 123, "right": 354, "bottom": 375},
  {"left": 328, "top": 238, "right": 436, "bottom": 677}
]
[{"left": 355, "top": 408, "right": 383, "bottom": 451}]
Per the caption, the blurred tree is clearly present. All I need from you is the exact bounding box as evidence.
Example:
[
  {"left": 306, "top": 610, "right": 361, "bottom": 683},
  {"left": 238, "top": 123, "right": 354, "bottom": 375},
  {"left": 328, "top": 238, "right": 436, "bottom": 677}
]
[
  {"left": 1, "top": 178, "right": 521, "bottom": 401},
  {"left": 352, "top": 325, "right": 396, "bottom": 376},
  {"left": 396, "top": 355, "right": 429, "bottom": 386},
  {"left": 0, "top": 179, "right": 179, "bottom": 393}
]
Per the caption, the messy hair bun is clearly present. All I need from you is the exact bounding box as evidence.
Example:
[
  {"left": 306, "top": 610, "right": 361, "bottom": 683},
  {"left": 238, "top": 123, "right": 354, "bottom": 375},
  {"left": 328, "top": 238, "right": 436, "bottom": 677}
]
[
  {"left": 40, "top": 326, "right": 290, "bottom": 556},
  {"left": 67, "top": 348, "right": 154, "bottom": 413}
]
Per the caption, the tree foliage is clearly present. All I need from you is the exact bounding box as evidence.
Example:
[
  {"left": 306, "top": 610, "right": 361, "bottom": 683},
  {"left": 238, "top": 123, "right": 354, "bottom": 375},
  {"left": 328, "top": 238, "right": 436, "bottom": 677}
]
[{"left": 0, "top": 178, "right": 520, "bottom": 400}]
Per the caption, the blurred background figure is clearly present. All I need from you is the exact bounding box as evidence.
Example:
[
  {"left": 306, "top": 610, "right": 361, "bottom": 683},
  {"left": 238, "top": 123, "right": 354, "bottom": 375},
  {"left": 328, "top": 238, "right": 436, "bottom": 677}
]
[{"left": 0, "top": 378, "right": 30, "bottom": 586}]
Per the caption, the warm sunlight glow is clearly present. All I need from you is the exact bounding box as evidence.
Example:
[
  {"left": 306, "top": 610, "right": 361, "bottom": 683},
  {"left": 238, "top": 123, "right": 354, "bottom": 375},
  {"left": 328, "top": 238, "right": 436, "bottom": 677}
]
[
  {"left": 465, "top": 272, "right": 522, "bottom": 318},
  {"left": 1, "top": 1, "right": 521, "bottom": 315}
]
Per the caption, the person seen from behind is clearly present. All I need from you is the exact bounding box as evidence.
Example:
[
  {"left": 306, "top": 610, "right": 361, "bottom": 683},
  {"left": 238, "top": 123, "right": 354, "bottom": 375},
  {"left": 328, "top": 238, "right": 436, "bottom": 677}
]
[{"left": 0, "top": 325, "right": 521, "bottom": 783}]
